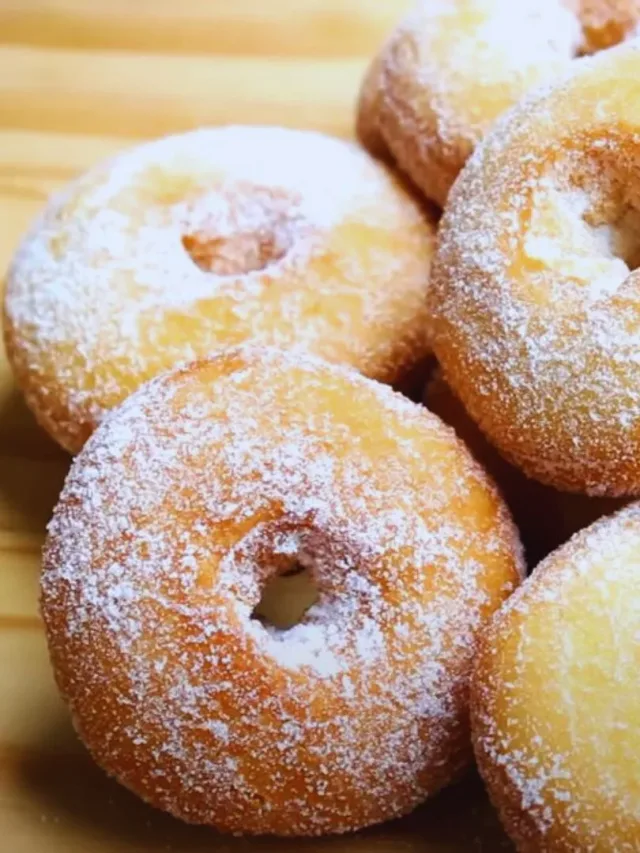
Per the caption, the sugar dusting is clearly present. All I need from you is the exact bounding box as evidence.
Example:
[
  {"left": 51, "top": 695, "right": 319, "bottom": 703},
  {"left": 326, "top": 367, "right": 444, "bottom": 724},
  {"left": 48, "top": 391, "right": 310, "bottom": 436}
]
[
  {"left": 398, "top": 0, "right": 580, "bottom": 144},
  {"left": 428, "top": 43, "right": 640, "bottom": 495},
  {"left": 357, "top": 0, "right": 640, "bottom": 206},
  {"left": 4, "top": 125, "right": 434, "bottom": 452},
  {"left": 423, "top": 369, "right": 629, "bottom": 568},
  {"left": 472, "top": 502, "right": 640, "bottom": 851},
  {"left": 41, "top": 347, "right": 522, "bottom": 835}
]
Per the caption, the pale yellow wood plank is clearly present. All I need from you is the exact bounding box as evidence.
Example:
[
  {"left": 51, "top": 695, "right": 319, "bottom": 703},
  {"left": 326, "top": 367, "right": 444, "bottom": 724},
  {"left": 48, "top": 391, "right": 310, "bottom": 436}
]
[
  {"left": 0, "top": 0, "right": 409, "bottom": 58},
  {"left": 0, "top": 456, "right": 68, "bottom": 533},
  {"left": 0, "top": 530, "right": 45, "bottom": 554},
  {"left": 0, "top": 363, "right": 69, "bottom": 463},
  {"left": 0, "top": 631, "right": 64, "bottom": 754},
  {"left": 0, "top": 129, "right": 127, "bottom": 175},
  {"left": 0, "top": 46, "right": 365, "bottom": 139},
  {"left": 0, "top": 559, "right": 39, "bottom": 624},
  {"left": 0, "top": 534, "right": 41, "bottom": 622},
  {"left": 0, "top": 196, "right": 42, "bottom": 277}
]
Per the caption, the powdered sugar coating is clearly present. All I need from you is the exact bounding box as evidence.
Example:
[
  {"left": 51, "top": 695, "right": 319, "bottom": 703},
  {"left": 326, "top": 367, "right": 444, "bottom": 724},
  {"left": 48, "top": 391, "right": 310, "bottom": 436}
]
[
  {"left": 428, "top": 42, "right": 640, "bottom": 496},
  {"left": 356, "top": 0, "right": 640, "bottom": 207},
  {"left": 472, "top": 501, "right": 640, "bottom": 851},
  {"left": 424, "top": 370, "right": 627, "bottom": 566},
  {"left": 41, "top": 347, "right": 523, "bottom": 836},
  {"left": 4, "top": 125, "right": 435, "bottom": 453}
]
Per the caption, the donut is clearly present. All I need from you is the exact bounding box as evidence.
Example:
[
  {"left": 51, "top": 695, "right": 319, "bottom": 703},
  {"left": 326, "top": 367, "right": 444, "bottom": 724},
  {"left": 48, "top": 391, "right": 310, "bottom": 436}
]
[
  {"left": 472, "top": 503, "right": 640, "bottom": 851},
  {"left": 357, "top": 0, "right": 640, "bottom": 207},
  {"left": 41, "top": 346, "right": 523, "bottom": 836},
  {"left": 428, "top": 42, "right": 640, "bottom": 496},
  {"left": 3, "top": 126, "right": 435, "bottom": 454},
  {"left": 424, "top": 372, "right": 626, "bottom": 565},
  {"left": 576, "top": 0, "right": 640, "bottom": 50},
  {"left": 355, "top": 52, "right": 390, "bottom": 160}
]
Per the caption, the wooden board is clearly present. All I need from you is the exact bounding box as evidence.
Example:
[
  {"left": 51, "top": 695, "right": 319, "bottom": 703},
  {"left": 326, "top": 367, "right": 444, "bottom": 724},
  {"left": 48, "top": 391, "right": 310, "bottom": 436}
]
[{"left": 0, "top": 3, "right": 513, "bottom": 849}]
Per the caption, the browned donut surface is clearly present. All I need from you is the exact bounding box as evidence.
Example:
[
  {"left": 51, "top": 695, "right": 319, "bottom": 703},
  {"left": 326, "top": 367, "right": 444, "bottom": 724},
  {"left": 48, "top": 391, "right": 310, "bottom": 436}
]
[
  {"left": 424, "top": 372, "right": 626, "bottom": 565},
  {"left": 357, "top": 0, "right": 640, "bottom": 206},
  {"left": 41, "top": 347, "right": 523, "bottom": 835},
  {"left": 472, "top": 502, "right": 640, "bottom": 851},
  {"left": 428, "top": 43, "right": 640, "bottom": 496}
]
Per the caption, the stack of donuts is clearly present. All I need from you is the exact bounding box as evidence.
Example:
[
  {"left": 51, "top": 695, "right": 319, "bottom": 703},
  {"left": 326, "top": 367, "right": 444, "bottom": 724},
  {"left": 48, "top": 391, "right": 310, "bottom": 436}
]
[{"left": 3, "top": 2, "right": 639, "bottom": 849}]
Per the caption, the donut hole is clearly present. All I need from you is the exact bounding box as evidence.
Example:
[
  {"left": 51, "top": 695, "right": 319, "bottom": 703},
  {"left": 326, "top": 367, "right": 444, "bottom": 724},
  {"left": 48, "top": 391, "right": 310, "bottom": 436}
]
[
  {"left": 182, "top": 230, "right": 291, "bottom": 276},
  {"left": 584, "top": 205, "right": 640, "bottom": 271},
  {"left": 251, "top": 560, "right": 320, "bottom": 631},
  {"left": 564, "top": 188, "right": 640, "bottom": 270},
  {"left": 524, "top": 153, "right": 640, "bottom": 297},
  {"left": 227, "top": 521, "right": 366, "bottom": 655},
  {"left": 181, "top": 187, "right": 305, "bottom": 276},
  {"left": 571, "top": 173, "right": 640, "bottom": 273}
]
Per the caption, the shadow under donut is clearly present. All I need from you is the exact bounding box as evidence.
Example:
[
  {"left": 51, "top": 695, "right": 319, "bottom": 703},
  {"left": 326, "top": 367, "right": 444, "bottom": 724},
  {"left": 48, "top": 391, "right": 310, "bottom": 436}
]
[
  {"left": 0, "top": 386, "right": 69, "bottom": 536},
  {"left": 12, "top": 708, "right": 513, "bottom": 852}
]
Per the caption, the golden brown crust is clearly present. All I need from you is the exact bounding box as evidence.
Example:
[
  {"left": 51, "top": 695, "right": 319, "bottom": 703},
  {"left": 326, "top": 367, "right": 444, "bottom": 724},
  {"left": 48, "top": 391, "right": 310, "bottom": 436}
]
[
  {"left": 357, "top": 0, "right": 640, "bottom": 207},
  {"left": 424, "top": 373, "right": 626, "bottom": 564},
  {"left": 573, "top": 0, "right": 640, "bottom": 51},
  {"left": 41, "top": 347, "right": 523, "bottom": 835},
  {"left": 4, "top": 126, "right": 435, "bottom": 453},
  {"left": 472, "top": 503, "right": 640, "bottom": 851},
  {"left": 428, "top": 43, "right": 640, "bottom": 495},
  {"left": 355, "top": 53, "right": 390, "bottom": 160}
]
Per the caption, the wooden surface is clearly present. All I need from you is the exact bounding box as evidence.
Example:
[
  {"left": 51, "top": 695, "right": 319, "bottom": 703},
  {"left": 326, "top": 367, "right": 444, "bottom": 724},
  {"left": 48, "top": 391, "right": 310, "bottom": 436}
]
[{"left": 0, "top": 3, "right": 512, "bottom": 850}]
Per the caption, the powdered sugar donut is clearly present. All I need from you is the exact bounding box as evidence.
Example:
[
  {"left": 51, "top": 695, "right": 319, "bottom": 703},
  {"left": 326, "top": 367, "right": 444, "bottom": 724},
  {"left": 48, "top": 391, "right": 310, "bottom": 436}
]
[
  {"left": 3, "top": 126, "right": 435, "bottom": 453},
  {"left": 428, "top": 42, "right": 640, "bottom": 496},
  {"left": 472, "top": 502, "right": 640, "bottom": 851},
  {"left": 41, "top": 347, "right": 523, "bottom": 836},
  {"left": 357, "top": 0, "right": 640, "bottom": 207}
]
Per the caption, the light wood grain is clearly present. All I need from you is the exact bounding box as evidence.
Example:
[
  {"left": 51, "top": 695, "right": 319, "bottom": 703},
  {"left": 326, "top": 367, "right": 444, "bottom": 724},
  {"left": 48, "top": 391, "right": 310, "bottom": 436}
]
[
  {"left": 0, "top": 47, "right": 369, "bottom": 138},
  {"left": 1, "top": 0, "right": 410, "bottom": 57},
  {"left": 0, "top": 3, "right": 513, "bottom": 849}
]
